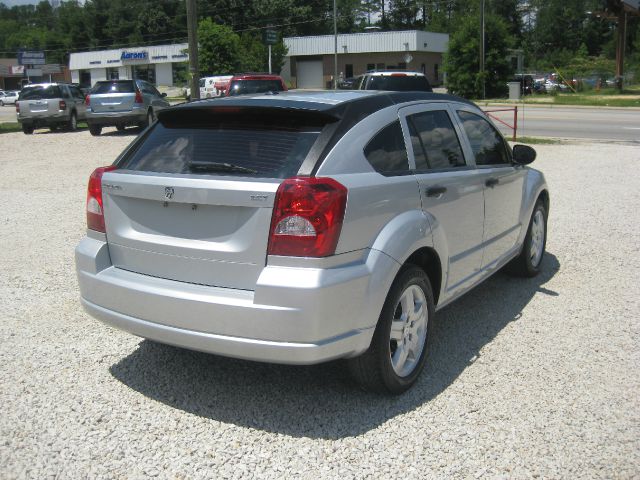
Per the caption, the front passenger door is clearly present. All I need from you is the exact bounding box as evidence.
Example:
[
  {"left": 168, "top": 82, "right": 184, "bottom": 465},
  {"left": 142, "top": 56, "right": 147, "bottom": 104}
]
[{"left": 456, "top": 109, "right": 526, "bottom": 271}]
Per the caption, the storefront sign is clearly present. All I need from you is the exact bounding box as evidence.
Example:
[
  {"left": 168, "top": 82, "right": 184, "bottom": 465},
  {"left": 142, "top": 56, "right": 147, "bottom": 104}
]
[
  {"left": 120, "top": 51, "right": 148, "bottom": 61},
  {"left": 26, "top": 68, "right": 43, "bottom": 77},
  {"left": 10, "top": 65, "right": 25, "bottom": 74},
  {"left": 18, "top": 50, "right": 45, "bottom": 66}
]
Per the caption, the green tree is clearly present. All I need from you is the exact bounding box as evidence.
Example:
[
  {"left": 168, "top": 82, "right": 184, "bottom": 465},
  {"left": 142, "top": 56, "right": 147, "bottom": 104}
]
[
  {"left": 198, "top": 18, "right": 241, "bottom": 74},
  {"left": 445, "top": 13, "right": 512, "bottom": 99}
]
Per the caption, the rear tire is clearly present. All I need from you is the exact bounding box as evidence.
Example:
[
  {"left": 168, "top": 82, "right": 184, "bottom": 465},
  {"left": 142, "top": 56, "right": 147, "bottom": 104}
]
[
  {"left": 505, "top": 200, "right": 547, "bottom": 277},
  {"left": 0, "top": 100, "right": 4, "bottom": 107},
  {"left": 348, "top": 265, "right": 435, "bottom": 394},
  {"left": 22, "top": 125, "right": 34, "bottom": 135},
  {"left": 89, "top": 125, "right": 102, "bottom": 136}
]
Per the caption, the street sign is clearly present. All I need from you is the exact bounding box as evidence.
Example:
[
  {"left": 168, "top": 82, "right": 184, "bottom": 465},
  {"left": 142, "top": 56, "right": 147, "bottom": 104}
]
[
  {"left": 263, "top": 29, "right": 278, "bottom": 45},
  {"left": 18, "top": 51, "right": 45, "bottom": 66},
  {"left": 26, "top": 68, "right": 43, "bottom": 77}
]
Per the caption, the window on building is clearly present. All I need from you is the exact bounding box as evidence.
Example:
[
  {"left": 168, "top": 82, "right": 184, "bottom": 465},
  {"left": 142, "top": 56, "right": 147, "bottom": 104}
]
[
  {"left": 407, "top": 110, "right": 466, "bottom": 170},
  {"left": 366, "top": 63, "right": 375, "bottom": 71},
  {"left": 364, "top": 120, "right": 409, "bottom": 175},
  {"left": 398, "top": 62, "right": 407, "bottom": 70},
  {"left": 434, "top": 64, "right": 439, "bottom": 80},
  {"left": 133, "top": 64, "right": 156, "bottom": 85},
  {"left": 345, "top": 64, "right": 353, "bottom": 78},
  {"left": 107, "top": 68, "right": 119, "bottom": 80},
  {"left": 79, "top": 70, "right": 91, "bottom": 88},
  {"left": 376, "top": 63, "right": 385, "bottom": 70}
]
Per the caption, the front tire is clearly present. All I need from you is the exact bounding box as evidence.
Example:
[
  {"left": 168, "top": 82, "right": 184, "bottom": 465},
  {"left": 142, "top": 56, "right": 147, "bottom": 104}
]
[
  {"left": 88, "top": 125, "right": 102, "bottom": 136},
  {"left": 348, "top": 266, "right": 435, "bottom": 394},
  {"left": 22, "top": 125, "right": 34, "bottom": 134},
  {"left": 506, "top": 200, "right": 547, "bottom": 277}
]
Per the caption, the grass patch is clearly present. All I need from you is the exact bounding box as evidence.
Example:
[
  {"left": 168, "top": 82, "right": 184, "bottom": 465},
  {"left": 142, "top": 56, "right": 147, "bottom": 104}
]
[
  {"left": 552, "top": 95, "right": 640, "bottom": 107},
  {"left": 0, "top": 122, "right": 22, "bottom": 134},
  {"left": 513, "top": 136, "right": 562, "bottom": 145}
]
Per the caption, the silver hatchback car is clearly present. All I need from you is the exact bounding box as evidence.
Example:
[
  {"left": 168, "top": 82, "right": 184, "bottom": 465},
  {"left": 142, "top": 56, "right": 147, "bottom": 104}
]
[
  {"left": 85, "top": 79, "right": 170, "bottom": 136},
  {"left": 76, "top": 91, "right": 549, "bottom": 393}
]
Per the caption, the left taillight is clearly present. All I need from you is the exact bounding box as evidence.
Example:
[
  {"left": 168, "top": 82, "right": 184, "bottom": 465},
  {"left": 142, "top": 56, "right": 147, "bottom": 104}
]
[
  {"left": 15, "top": 101, "right": 19, "bottom": 113},
  {"left": 86, "top": 165, "right": 118, "bottom": 233},
  {"left": 268, "top": 177, "right": 348, "bottom": 257},
  {"left": 59, "top": 100, "right": 67, "bottom": 110}
]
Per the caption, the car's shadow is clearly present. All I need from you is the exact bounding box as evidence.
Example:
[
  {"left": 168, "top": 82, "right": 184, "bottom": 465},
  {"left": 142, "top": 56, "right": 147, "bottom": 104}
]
[{"left": 110, "top": 253, "right": 560, "bottom": 439}]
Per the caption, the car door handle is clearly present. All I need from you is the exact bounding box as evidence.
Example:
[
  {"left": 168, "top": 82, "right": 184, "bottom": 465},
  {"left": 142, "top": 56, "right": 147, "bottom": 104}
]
[
  {"left": 425, "top": 186, "right": 447, "bottom": 197},
  {"left": 485, "top": 177, "right": 500, "bottom": 188}
]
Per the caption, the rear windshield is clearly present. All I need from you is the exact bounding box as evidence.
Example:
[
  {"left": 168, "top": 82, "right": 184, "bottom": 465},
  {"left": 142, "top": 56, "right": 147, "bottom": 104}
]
[
  {"left": 228, "top": 80, "right": 284, "bottom": 96},
  {"left": 120, "top": 112, "right": 324, "bottom": 178},
  {"left": 19, "top": 85, "right": 62, "bottom": 100},
  {"left": 91, "top": 81, "right": 135, "bottom": 94},
  {"left": 368, "top": 76, "right": 432, "bottom": 92}
]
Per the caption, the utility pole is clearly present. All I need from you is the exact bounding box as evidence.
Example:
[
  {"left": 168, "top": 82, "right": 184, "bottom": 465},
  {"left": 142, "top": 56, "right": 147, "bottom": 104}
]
[
  {"left": 186, "top": 0, "right": 200, "bottom": 100},
  {"left": 615, "top": 9, "right": 627, "bottom": 92},
  {"left": 333, "top": 0, "right": 338, "bottom": 90},
  {"left": 480, "top": 0, "right": 485, "bottom": 99}
]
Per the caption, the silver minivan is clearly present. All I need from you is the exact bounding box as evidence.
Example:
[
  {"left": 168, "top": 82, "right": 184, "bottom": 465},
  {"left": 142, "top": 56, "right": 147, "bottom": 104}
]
[
  {"left": 85, "top": 79, "right": 170, "bottom": 136},
  {"left": 16, "top": 83, "right": 87, "bottom": 134},
  {"left": 76, "top": 91, "right": 549, "bottom": 393}
]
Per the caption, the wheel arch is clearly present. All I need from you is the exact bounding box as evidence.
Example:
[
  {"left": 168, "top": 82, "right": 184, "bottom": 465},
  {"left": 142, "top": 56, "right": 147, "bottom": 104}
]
[{"left": 404, "top": 247, "right": 443, "bottom": 306}]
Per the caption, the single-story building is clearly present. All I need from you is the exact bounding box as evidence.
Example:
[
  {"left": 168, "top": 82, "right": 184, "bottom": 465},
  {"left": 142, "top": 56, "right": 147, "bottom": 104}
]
[
  {"left": 69, "top": 43, "right": 189, "bottom": 88},
  {"left": 282, "top": 30, "right": 449, "bottom": 89},
  {"left": 0, "top": 58, "right": 69, "bottom": 90}
]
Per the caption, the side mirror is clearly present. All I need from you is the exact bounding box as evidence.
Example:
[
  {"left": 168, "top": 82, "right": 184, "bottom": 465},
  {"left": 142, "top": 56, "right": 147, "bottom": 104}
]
[
  {"left": 161, "top": 92, "right": 167, "bottom": 97},
  {"left": 512, "top": 144, "right": 536, "bottom": 165}
]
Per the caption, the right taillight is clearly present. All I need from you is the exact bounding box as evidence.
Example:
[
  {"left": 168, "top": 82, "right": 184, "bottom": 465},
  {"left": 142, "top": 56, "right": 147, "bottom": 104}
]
[
  {"left": 15, "top": 101, "right": 19, "bottom": 113},
  {"left": 268, "top": 177, "right": 347, "bottom": 257},
  {"left": 134, "top": 90, "right": 143, "bottom": 104},
  {"left": 84, "top": 94, "right": 90, "bottom": 106},
  {"left": 86, "top": 165, "right": 118, "bottom": 233}
]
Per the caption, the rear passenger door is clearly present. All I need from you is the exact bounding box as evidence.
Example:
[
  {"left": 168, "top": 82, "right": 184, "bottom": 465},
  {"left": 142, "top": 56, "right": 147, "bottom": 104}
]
[
  {"left": 69, "top": 85, "right": 87, "bottom": 119},
  {"left": 399, "top": 103, "right": 485, "bottom": 296},
  {"left": 455, "top": 108, "right": 526, "bottom": 271}
]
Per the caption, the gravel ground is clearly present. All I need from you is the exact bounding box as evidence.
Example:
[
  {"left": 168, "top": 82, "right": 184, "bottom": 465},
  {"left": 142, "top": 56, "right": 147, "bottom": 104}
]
[{"left": 1, "top": 128, "right": 638, "bottom": 478}]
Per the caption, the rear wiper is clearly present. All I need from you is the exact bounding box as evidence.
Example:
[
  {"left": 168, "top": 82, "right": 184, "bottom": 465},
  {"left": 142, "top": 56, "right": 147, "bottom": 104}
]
[{"left": 188, "top": 161, "right": 257, "bottom": 174}]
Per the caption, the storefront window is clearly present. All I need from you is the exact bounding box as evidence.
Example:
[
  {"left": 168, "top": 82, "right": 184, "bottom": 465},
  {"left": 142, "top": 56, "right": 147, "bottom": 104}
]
[
  {"left": 79, "top": 70, "right": 91, "bottom": 88},
  {"left": 172, "top": 62, "right": 188, "bottom": 87},
  {"left": 133, "top": 64, "right": 155, "bottom": 84},
  {"left": 107, "top": 68, "right": 119, "bottom": 80}
]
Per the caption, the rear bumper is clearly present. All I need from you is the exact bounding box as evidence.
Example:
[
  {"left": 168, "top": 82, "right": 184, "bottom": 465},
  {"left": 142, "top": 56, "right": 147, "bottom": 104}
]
[
  {"left": 18, "top": 112, "right": 68, "bottom": 126},
  {"left": 75, "top": 236, "right": 399, "bottom": 365},
  {"left": 86, "top": 107, "right": 146, "bottom": 126}
]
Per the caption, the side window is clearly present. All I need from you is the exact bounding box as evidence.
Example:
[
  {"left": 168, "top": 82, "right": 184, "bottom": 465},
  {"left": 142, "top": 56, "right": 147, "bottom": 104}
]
[
  {"left": 457, "top": 110, "right": 509, "bottom": 166},
  {"left": 407, "top": 110, "right": 466, "bottom": 170},
  {"left": 364, "top": 120, "right": 409, "bottom": 175},
  {"left": 62, "top": 86, "right": 72, "bottom": 99},
  {"left": 71, "top": 86, "right": 84, "bottom": 100}
]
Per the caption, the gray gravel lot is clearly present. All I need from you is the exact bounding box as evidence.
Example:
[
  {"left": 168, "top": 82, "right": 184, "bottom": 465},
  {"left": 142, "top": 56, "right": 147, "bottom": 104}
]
[{"left": 1, "top": 127, "right": 639, "bottom": 478}]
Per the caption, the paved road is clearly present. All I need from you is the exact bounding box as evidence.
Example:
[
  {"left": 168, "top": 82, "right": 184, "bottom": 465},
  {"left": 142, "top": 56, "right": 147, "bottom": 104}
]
[
  {"left": 0, "top": 105, "right": 16, "bottom": 123},
  {"left": 485, "top": 105, "right": 640, "bottom": 142},
  {"left": 3, "top": 102, "right": 639, "bottom": 142}
]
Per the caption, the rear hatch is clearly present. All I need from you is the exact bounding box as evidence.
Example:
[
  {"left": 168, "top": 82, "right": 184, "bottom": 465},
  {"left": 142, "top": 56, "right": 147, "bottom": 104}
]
[
  {"left": 19, "top": 85, "right": 62, "bottom": 116},
  {"left": 89, "top": 80, "right": 137, "bottom": 113},
  {"left": 102, "top": 106, "right": 332, "bottom": 290}
]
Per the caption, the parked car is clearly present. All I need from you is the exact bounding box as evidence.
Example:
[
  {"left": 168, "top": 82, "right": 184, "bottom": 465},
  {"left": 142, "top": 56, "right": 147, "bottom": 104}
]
[
  {"left": 219, "top": 74, "right": 287, "bottom": 96},
  {"left": 85, "top": 79, "right": 170, "bottom": 136},
  {"left": 354, "top": 71, "right": 433, "bottom": 92},
  {"left": 16, "top": 83, "right": 86, "bottom": 134},
  {"left": 75, "top": 90, "right": 548, "bottom": 394},
  {"left": 338, "top": 77, "right": 358, "bottom": 89},
  {"left": 0, "top": 90, "right": 19, "bottom": 106}
]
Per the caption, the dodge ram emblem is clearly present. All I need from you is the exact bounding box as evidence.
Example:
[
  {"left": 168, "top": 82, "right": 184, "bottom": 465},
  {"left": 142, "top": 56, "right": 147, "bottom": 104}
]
[{"left": 164, "top": 187, "right": 174, "bottom": 200}]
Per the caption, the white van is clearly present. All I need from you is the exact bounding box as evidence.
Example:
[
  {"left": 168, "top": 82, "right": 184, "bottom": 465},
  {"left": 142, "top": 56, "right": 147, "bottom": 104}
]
[{"left": 199, "top": 75, "right": 233, "bottom": 98}]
